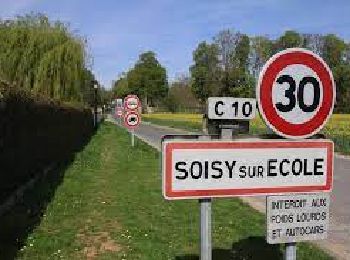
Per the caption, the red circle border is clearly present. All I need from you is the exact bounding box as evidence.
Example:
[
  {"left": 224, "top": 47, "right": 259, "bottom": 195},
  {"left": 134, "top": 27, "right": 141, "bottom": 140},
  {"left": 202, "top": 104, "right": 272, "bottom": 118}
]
[{"left": 258, "top": 49, "right": 335, "bottom": 138}]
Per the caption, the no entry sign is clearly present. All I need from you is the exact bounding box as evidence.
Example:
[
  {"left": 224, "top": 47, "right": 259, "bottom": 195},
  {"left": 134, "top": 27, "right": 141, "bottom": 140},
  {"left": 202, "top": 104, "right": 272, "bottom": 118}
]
[
  {"left": 257, "top": 48, "right": 335, "bottom": 139},
  {"left": 162, "top": 139, "right": 333, "bottom": 200},
  {"left": 124, "top": 111, "right": 141, "bottom": 129}
]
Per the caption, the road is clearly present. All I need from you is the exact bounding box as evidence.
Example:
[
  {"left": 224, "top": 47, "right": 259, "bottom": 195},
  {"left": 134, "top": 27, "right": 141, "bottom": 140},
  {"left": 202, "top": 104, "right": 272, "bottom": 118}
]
[{"left": 109, "top": 116, "right": 350, "bottom": 259}]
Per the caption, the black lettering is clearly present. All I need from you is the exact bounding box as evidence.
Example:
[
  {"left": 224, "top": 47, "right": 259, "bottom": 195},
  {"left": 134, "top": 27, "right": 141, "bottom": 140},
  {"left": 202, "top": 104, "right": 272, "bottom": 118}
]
[
  {"left": 314, "top": 158, "right": 324, "bottom": 175},
  {"left": 215, "top": 101, "right": 224, "bottom": 116},
  {"left": 292, "top": 159, "right": 302, "bottom": 175},
  {"left": 267, "top": 159, "right": 277, "bottom": 176},
  {"left": 204, "top": 161, "right": 209, "bottom": 179},
  {"left": 175, "top": 162, "right": 188, "bottom": 180},
  {"left": 190, "top": 161, "right": 202, "bottom": 179},
  {"left": 298, "top": 76, "right": 320, "bottom": 112},
  {"left": 225, "top": 161, "right": 236, "bottom": 178},
  {"left": 239, "top": 166, "right": 246, "bottom": 178},
  {"left": 280, "top": 159, "right": 290, "bottom": 176},
  {"left": 303, "top": 159, "right": 313, "bottom": 175},
  {"left": 211, "top": 161, "right": 223, "bottom": 179},
  {"left": 276, "top": 75, "right": 296, "bottom": 112}
]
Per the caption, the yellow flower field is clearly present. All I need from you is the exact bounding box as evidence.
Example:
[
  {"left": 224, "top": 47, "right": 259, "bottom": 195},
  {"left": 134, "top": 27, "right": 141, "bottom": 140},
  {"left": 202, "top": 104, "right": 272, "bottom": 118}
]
[{"left": 143, "top": 113, "right": 350, "bottom": 153}]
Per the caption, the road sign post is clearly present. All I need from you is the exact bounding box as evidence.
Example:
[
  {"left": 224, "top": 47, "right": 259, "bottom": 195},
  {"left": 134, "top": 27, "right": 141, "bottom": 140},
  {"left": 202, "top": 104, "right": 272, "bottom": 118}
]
[
  {"left": 123, "top": 95, "right": 141, "bottom": 147},
  {"left": 256, "top": 48, "right": 336, "bottom": 259}
]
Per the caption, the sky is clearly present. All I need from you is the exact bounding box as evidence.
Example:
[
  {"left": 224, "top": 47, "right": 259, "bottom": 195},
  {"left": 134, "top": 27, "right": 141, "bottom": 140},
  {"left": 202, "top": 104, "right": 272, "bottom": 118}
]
[{"left": 0, "top": 0, "right": 349, "bottom": 88}]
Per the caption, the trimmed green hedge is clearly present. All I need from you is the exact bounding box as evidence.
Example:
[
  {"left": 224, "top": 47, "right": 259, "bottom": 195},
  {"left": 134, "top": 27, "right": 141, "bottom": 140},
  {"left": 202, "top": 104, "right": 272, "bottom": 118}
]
[{"left": 0, "top": 82, "right": 94, "bottom": 200}]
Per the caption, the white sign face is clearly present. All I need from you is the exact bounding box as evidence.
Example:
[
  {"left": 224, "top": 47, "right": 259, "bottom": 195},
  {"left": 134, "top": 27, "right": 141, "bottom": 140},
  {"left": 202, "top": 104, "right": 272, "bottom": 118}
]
[
  {"left": 162, "top": 139, "right": 333, "bottom": 200},
  {"left": 124, "top": 95, "right": 140, "bottom": 110},
  {"left": 124, "top": 111, "right": 140, "bottom": 129},
  {"left": 266, "top": 193, "right": 330, "bottom": 244},
  {"left": 116, "top": 98, "right": 123, "bottom": 108},
  {"left": 208, "top": 97, "right": 256, "bottom": 120},
  {"left": 257, "top": 48, "right": 335, "bottom": 139}
]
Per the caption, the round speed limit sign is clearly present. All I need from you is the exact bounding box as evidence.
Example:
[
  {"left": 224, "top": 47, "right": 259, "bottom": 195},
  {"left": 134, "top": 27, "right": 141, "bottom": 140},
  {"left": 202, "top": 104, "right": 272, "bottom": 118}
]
[{"left": 257, "top": 48, "right": 335, "bottom": 139}]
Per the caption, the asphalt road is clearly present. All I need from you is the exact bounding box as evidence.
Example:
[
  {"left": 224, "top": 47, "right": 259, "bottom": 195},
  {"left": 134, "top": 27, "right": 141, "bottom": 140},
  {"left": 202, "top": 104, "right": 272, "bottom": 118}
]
[{"left": 109, "top": 117, "right": 350, "bottom": 259}]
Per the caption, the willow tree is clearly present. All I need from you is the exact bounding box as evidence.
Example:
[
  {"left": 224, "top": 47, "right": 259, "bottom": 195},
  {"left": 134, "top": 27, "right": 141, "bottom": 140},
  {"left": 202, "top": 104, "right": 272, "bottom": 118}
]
[{"left": 0, "top": 13, "right": 89, "bottom": 103}]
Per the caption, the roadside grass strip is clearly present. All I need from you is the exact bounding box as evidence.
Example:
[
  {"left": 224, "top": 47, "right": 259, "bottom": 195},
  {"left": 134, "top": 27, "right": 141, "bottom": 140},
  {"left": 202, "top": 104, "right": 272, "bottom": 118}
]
[{"left": 17, "top": 123, "right": 331, "bottom": 259}]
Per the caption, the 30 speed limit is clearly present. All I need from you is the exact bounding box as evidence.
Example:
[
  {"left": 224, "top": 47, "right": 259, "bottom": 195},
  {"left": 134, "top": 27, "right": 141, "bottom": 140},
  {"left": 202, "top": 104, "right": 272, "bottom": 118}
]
[
  {"left": 208, "top": 97, "right": 256, "bottom": 120},
  {"left": 257, "top": 48, "right": 335, "bottom": 139}
]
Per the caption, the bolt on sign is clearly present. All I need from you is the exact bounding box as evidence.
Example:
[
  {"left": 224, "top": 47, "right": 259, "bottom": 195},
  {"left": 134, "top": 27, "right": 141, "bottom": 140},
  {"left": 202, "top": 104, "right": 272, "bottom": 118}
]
[
  {"left": 208, "top": 97, "right": 256, "bottom": 120},
  {"left": 266, "top": 193, "right": 330, "bottom": 244},
  {"left": 162, "top": 138, "right": 333, "bottom": 200}
]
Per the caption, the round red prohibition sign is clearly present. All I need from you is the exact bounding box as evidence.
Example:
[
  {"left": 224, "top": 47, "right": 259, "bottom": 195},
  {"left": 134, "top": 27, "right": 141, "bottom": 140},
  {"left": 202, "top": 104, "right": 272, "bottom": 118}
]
[
  {"left": 124, "top": 111, "right": 141, "bottom": 129},
  {"left": 257, "top": 48, "right": 335, "bottom": 139},
  {"left": 124, "top": 95, "right": 141, "bottom": 111}
]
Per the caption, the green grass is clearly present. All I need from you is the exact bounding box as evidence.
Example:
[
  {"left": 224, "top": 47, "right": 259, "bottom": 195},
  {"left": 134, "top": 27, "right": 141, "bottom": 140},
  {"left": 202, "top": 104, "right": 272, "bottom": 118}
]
[
  {"left": 144, "top": 117, "right": 203, "bottom": 132},
  {"left": 13, "top": 122, "right": 331, "bottom": 259}
]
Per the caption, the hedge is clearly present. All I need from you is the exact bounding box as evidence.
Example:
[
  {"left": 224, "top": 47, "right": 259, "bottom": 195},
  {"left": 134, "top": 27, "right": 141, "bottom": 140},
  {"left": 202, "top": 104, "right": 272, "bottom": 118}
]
[{"left": 0, "top": 81, "right": 94, "bottom": 200}]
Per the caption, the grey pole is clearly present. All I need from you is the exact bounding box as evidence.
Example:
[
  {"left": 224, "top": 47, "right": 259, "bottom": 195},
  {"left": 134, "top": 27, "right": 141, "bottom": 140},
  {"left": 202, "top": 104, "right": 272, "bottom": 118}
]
[
  {"left": 285, "top": 242, "right": 296, "bottom": 260},
  {"left": 198, "top": 135, "right": 211, "bottom": 260},
  {"left": 131, "top": 130, "right": 135, "bottom": 147},
  {"left": 200, "top": 198, "right": 211, "bottom": 260}
]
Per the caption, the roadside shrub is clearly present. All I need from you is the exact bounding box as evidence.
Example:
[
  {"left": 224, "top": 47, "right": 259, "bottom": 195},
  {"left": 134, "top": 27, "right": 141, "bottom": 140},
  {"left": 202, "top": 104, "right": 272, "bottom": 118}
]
[{"left": 0, "top": 81, "right": 94, "bottom": 200}]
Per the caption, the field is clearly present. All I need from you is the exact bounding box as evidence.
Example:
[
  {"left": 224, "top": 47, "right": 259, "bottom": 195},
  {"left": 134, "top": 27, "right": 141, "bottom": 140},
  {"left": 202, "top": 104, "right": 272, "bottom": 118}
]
[
  {"left": 5, "top": 123, "right": 331, "bottom": 259},
  {"left": 143, "top": 113, "right": 350, "bottom": 154}
]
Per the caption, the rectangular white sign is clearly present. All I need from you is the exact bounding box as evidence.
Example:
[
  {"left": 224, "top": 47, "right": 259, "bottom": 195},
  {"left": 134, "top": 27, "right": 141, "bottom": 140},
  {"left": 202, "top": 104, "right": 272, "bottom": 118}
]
[
  {"left": 208, "top": 97, "right": 256, "bottom": 120},
  {"left": 266, "top": 193, "right": 330, "bottom": 244},
  {"left": 162, "top": 139, "right": 333, "bottom": 200}
]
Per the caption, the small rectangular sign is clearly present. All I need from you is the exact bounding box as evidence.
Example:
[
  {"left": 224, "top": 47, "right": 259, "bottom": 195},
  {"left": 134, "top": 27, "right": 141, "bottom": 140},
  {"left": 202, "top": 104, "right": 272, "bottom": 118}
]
[
  {"left": 266, "top": 193, "right": 330, "bottom": 244},
  {"left": 162, "top": 139, "right": 333, "bottom": 200},
  {"left": 208, "top": 97, "right": 256, "bottom": 120},
  {"left": 116, "top": 98, "right": 123, "bottom": 108}
]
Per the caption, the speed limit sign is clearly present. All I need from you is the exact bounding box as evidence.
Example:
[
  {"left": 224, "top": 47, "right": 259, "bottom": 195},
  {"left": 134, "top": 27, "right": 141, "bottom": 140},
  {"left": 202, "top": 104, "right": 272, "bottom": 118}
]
[
  {"left": 257, "top": 48, "right": 335, "bottom": 139},
  {"left": 124, "top": 111, "right": 141, "bottom": 129}
]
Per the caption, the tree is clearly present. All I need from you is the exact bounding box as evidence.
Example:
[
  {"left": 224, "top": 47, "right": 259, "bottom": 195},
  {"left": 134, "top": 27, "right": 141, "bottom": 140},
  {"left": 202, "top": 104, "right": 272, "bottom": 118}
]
[
  {"left": 274, "top": 30, "right": 302, "bottom": 52},
  {"left": 322, "top": 34, "right": 346, "bottom": 69},
  {"left": 250, "top": 36, "right": 273, "bottom": 78},
  {"left": 127, "top": 51, "right": 168, "bottom": 107},
  {"left": 190, "top": 41, "right": 220, "bottom": 102},
  {"left": 165, "top": 75, "right": 200, "bottom": 112},
  {"left": 112, "top": 74, "right": 129, "bottom": 98},
  {"left": 0, "top": 13, "right": 90, "bottom": 103}
]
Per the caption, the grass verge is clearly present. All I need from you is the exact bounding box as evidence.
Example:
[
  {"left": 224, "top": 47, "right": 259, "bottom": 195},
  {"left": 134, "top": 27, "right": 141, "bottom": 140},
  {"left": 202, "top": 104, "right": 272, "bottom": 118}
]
[{"left": 15, "top": 122, "right": 331, "bottom": 259}]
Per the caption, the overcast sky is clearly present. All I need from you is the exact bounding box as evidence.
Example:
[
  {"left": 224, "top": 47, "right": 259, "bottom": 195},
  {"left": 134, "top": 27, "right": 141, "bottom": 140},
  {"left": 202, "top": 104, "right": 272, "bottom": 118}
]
[{"left": 1, "top": 0, "right": 349, "bottom": 88}]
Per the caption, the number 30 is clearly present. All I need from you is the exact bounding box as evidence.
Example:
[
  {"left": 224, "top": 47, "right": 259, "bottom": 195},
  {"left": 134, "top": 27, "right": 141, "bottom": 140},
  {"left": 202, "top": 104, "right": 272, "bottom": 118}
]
[{"left": 276, "top": 75, "right": 320, "bottom": 113}]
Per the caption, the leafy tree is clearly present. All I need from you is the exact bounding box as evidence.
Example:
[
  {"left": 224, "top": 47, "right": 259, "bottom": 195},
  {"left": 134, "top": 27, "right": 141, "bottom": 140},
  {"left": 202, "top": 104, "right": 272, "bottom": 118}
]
[
  {"left": 165, "top": 75, "right": 200, "bottom": 112},
  {"left": 127, "top": 51, "right": 168, "bottom": 107},
  {"left": 250, "top": 36, "right": 273, "bottom": 78},
  {"left": 0, "top": 13, "right": 91, "bottom": 103},
  {"left": 190, "top": 41, "right": 220, "bottom": 102},
  {"left": 274, "top": 30, "right": 303, "bottom": 52},
  {"left": 322, "top": 34, "right": 346, "bottom": 69}
]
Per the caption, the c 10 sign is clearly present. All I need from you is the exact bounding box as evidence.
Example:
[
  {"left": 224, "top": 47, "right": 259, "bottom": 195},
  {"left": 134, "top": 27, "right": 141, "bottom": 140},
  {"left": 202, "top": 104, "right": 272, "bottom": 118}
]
[
  {"left": 162, "top": 139, "right": 333, "bottom": 200},
  {"left": 208, "top": 97, "right": 256, "bottom": 120}
]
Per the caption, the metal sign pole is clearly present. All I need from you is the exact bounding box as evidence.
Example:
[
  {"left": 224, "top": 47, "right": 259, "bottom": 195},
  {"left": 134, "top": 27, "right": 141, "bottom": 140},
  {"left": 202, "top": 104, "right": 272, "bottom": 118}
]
[
  {"left": 200, "top": 198, "right": 211, "bottom": 260},
  {"left": 285, "top": 242, "right": 296, "bottom": 260},
  {"left": 198, "top": 135, "right": 211, "bottom": 260},
  {"left": 131, "top": 130, "right": 135, "bottom": 147}
]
